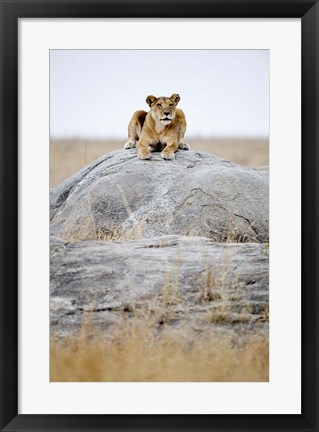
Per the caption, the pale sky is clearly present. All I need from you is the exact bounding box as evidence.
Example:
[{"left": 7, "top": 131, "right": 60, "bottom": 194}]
[{"left": 50, "top": 49, "right": 269, "bottom": 139}]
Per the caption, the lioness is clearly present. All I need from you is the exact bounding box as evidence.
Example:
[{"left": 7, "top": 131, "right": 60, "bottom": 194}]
[{"left": 124, "top": 93, "right": 189, "bottom": 160}]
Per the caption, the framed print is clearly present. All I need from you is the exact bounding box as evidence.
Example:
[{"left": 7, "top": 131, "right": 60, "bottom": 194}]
[{"left": 0, "top": 0, "right": 318, "bottom": 431}]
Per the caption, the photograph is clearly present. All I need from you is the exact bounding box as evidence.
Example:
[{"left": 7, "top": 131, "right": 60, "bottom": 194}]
[{"left": 49, "top": 49, "right": 269, "bottom": 382}]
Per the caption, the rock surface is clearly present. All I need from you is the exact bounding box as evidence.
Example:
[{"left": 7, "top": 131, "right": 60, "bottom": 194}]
[
  {"left": 50, "top": 149, "right": 269, "bottom": 242},
  {"left": 50, "top": 235, "right": 269, "bottom": 339}
]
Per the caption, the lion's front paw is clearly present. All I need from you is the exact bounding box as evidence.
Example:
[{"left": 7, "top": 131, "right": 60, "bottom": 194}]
[
  {"left": 178, "top": 142, "right": 190, "bottom": 150},
  {"left": 124, "top": 139, "right": 136, "bottom": 149},
  {"left": 161, "top": 149, "right": 175, "bottom": 160},
  {"left": 138, "top": 149, "right": 151, "bottom": 160}
]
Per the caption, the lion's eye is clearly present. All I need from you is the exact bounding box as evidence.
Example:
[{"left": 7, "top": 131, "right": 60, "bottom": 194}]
[
  {"left": 157, "top": 104, "right": 162, "bottom": 108},
  {"left": 169, "top": 104, "right": 173, "bottom": 107}
]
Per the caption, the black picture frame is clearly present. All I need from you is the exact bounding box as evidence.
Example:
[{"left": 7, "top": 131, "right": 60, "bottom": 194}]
[{"left": 0, "top": 0, "right": 318, "bottom": 431}]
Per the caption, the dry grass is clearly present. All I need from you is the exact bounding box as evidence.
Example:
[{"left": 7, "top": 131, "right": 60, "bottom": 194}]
[
  {"left": 199, "top": 262, "right": 269, "bottom": 325},
  {"left": 95, "top": 223, "right": 144, "bottom": 242},
  {"left": 51, "top": 259, "right": 269, "bottom": 383},
  {"left": 62, "top": 216, "right": 262, "bottom": 244},
  {"left": 50, "top": 246, "right": 269, "bottom": 382},
  {"left": 62, "top": 221, "right": 145, "bottom": 243},
  {"left": 50, "top": 138, "right": 269, "bottom": 187},
  {"left": 50, "top": 317, "right": 268, "bottom": 382}
]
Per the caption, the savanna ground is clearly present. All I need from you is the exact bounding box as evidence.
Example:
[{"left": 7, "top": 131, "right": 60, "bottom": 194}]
[
  {"left": 50, "top": 137, "right": 269, "bottom": 381},
  {"left": 50, "top": 319, "right": 269, "bottom": 382}
]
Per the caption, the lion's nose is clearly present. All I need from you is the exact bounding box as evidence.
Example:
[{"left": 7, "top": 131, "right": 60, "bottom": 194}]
[{"left": 164, "top": 112, "right": 170, "bottom": 116}]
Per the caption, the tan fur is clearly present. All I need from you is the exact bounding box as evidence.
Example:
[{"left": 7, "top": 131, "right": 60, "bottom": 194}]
[{"left": 124, "top": 93, "right": 189, "bottom": 160}]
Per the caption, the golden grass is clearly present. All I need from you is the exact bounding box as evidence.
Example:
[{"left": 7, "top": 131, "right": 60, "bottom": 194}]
[
  {"left": 50, "top": 138, "right": 269, "bottom": 187},
  {"left": 62, "top": 221, "right": 145, "bottom": 243},
  {"left": 95, "top": 222, "right": 144, "bottom": 242},
  {"left": 50, "top": 312, "right": 268, "bottom": 382}
]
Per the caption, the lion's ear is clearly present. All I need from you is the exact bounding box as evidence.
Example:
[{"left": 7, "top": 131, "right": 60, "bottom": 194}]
[
  {"left": 170, "top": 93, "right": 181, "bottom": 105},
  {"left": 146, "top": 95, "right": 157, "bottom": 107}
]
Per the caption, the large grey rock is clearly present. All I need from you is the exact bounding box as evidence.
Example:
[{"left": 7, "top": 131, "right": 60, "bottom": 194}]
[
  {"left": 50, "top": 150, "right": 269, "bottom": 242},
  {"left": 50, "top": 235, "right": 269, "bottom": 339}
]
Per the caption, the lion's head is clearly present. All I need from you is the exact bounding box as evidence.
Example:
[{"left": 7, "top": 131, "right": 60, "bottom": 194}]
[{"left": 146, "top": 93, "right": 181, "bottom": 124}]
